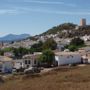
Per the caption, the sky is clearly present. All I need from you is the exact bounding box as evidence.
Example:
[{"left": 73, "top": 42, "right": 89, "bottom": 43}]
[{"left": 0, "top": 0, "right": 90, "bottom": 36}]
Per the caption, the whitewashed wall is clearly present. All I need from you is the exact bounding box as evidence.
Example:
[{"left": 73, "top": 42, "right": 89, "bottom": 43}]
[
  {"left": 88, "top": 59, "right": 90, "bottom": 63},
  {"left": 2, "top": 61, "right": 13, "bottom": 73},
  {"left": 14, "top": 60, "right": 24, "bottom": 69},
  {"left": 23, "top": 59, "right": 38, "bottom": 68},
  {"left": 55, "top": 54, "right": 81, "bottom": 66}
]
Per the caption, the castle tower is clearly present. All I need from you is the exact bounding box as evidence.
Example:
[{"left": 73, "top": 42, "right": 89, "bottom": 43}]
[{"left": 80, "top": 18, "right": 86, "bottom": 26}]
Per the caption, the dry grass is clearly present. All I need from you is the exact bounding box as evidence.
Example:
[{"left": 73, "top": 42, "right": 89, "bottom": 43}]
[{"left": 0, "top": 65, "right": 90, "bottom": 90}]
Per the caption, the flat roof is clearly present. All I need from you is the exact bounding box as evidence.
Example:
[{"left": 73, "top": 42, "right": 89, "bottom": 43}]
[
  {"left": 55, "top": 52, "right": 80, "bottom": 56},
  {"left": 0, "top": 56, "right": 12, "bottom": 62}
]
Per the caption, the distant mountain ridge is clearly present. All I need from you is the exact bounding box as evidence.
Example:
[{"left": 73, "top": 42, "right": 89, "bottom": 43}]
[{"left": 0, "top": 34, "right": 30, "bottom": 42}]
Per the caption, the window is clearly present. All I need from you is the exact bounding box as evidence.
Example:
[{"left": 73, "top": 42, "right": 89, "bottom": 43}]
[
  {"left": 25, "top": 60, "right": 27, "bottom": 64},
  {"left": 34, "top": 60, "right": 37, "bottom": 64},
  {"left": 0, "top": 64, "right": 2, "bottom": 69},
  {"left": 0, "top": 64, "right": 2, "bottom": 72},
  {"left": 28, "top": 60, "right": 31, "bottom": 64},
  {"left": 20, "top": 63, "right": 22, "bottom": 65}
]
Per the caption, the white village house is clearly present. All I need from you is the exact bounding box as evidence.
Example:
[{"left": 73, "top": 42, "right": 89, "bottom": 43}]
[
  {"left": 78, "top": 48, "right": 90, "bottom": 64},
  {"left": 81, "top": 35, "right": 90, "bottom": 42},
  {"left": 0, "top": 56, "right": 13, "bottom": 73},
  {"left": 14, "top": 53, "right": 42, "bottom": 69},
  {"left": 22, "top": 54, "right": 39, "bottom": 68},
  {"left": 55, "top": 52, "right": 82, "bottom": 66},
  {"left": 13, "top": 59, "right": 24, "bottom": 69}
]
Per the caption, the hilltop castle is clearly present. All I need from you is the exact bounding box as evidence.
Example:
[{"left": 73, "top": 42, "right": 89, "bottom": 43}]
[{"left": 80, "top": 18, "right": 86, "bottom": 26}]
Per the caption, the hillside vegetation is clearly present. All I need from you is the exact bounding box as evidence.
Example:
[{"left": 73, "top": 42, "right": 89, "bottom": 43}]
[
  {"left": 43, "top": 23, "right": 76, "bottom": 35},
  {"left": 0, "top": 65, "right": 90, "bottom": 90},
  {"left": 42, "top": 23, "right": 90, "bottom": 38}
]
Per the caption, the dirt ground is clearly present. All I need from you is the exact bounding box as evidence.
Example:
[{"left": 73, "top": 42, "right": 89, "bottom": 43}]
[{"left": 0, "top": 65, "right": 90, "bottom": 90}]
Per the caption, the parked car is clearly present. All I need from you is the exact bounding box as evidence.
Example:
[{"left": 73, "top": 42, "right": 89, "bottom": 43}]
[
  {"left": 12, "top": 68, "right": 17, "bottom": 73},
  {"left": 12, "top": 67, "right": 25, "bottom": 73},
  {"left": 24, "top": 67, "right": 41, "bottom": 74}
]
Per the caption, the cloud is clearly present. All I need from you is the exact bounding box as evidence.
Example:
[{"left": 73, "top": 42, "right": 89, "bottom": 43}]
[
  {"left": 5, "top": 0, "right": 77, "bottom": 7},
  {"left": 24, "top": 0, "right": 64, "bottom": 4},
  {"left": 23, "top": 0, "right": 77, "bottom": 7},
  {"left": 0, "top": 7, "right": 90, "bottom": 16},
  {"left": 0, "top": 9, "right": 18, "bottom": 15},
  {"left": 16, "top": 7, "right": 90, "bottom": 15}
]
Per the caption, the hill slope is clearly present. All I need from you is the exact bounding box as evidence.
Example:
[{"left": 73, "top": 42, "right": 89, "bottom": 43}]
[
  {"left": 42, "top": 23, "right": 76, "bottom": 35},
  {"left": 41, "top": 23, "right": 90, "bottom": 38}
]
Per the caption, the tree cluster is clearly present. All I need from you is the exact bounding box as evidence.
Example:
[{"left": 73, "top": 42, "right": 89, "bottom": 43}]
[
  {"left": 30, "top": 38, "right": 57, "bottom": 52},
  {"left": 38, "top": 49, "right": 55, "bottom": 67},
  {"left": 42, "top": 23, "right": 76, "bottom": 35},
  {"left": 42, "top": 23, "right": 90, "bottom": 38},
  {"left": 67, "top": 37, "right": 85, "bottom": 51},
  {"left": 0, "top": 38, "right": 57, "bottom": 59}
]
